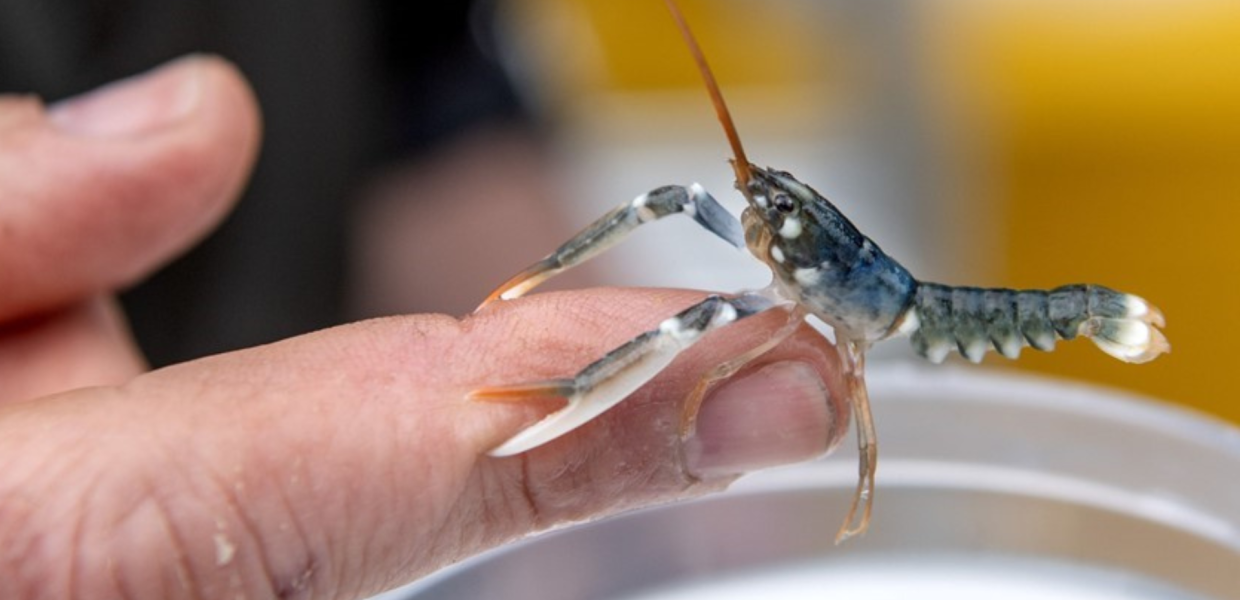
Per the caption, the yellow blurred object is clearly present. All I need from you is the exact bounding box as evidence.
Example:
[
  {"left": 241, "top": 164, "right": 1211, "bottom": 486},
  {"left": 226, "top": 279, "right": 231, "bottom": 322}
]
[
  {"left": 925, "top": 1, "right": 1240, "bottom": 421},
  {"left": 518, "top": 0, "right": 821, "bottom": 92},
  {"left": 503, "top": 0, "right": 855, "bottom": 140}
]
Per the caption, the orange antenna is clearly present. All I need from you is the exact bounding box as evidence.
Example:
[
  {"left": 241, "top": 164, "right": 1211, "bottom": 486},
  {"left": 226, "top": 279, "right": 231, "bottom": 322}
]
[{"left": 663, "top": 0, "right": 753, "bottom": 186}]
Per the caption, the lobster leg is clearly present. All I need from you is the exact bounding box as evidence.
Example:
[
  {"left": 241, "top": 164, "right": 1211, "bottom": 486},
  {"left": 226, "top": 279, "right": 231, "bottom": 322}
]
[
  {"left": 473, "top": 292, "right": 786, "bottom": 456},
  {"left": 834, "top": 340, "right": 876, "bottom": 544},
  {"left": 679, "top": 301, "right": 808, "bottom": 436},
  {"left": 476, "top": 184, "right": 744, "bottom": 310}
]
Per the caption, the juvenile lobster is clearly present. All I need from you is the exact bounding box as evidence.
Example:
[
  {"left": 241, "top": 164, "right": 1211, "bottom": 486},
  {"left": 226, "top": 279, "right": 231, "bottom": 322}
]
[{"left": 471, "top": 0, "right": 1169, "bottom": 542}]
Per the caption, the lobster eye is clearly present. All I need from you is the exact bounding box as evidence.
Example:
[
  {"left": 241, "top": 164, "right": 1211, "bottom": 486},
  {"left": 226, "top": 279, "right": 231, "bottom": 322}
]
[{"left": 772, "top": 193, "right": 797, "bottom": 213}]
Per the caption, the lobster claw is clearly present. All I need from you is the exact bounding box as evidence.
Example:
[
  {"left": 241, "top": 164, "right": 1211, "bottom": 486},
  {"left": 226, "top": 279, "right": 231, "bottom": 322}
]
[
  {"left": 475, "top": 183, "right": 746, "bottom": 311},
  {"left": 686, "top": 183, "right": 745, "bottom": 249}
]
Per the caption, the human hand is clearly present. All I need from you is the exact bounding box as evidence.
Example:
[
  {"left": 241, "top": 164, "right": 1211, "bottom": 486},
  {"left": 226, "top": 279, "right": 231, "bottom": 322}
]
[{"left": 0, "top": 57, "right": 848, "bottom": 599}]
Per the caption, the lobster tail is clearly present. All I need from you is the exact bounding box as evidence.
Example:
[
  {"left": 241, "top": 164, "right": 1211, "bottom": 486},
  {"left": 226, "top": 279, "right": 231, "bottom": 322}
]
[{"left": 900, "top": 283, "right": 1168, "bottom": 364}]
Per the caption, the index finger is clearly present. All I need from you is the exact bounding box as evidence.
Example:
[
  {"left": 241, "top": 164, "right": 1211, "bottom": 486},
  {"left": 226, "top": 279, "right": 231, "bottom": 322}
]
[{"left": 0, "top": 288, "right": 846, "bottom": 599}]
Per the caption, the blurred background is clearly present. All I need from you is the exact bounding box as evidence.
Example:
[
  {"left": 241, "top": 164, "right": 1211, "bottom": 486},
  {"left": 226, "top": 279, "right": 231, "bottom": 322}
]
[{"left": 2, "top": 0, "right": 1235, "bottom": 422}]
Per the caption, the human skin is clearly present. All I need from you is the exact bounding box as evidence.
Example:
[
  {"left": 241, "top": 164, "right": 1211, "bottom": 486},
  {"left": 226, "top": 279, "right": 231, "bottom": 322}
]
[{"left": 0, "top": 57, "right": 847, "bottom": 599}]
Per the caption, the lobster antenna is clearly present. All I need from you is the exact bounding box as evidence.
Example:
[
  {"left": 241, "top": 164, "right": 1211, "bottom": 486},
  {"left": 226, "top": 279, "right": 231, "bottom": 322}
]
[{"left": 663, "top": 0, "right": 753, "bottom": 186}]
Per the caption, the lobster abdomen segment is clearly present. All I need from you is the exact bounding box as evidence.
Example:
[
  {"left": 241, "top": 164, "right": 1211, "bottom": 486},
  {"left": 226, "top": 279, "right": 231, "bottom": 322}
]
[{"left": 902, "top": 283, "right": 1168, "bottom": 364}]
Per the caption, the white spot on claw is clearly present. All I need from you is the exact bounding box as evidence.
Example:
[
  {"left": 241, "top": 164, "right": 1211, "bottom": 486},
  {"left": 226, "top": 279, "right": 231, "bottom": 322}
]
[
  {"left": 686, "top": 184, "right": 709, "bottom": 217},
  {"left": 770, "top": 245, "right": 785, "bottom": 263},
  {"left": 632, "top": 193, "right": 657, "bottom": 222},
  {"left": 712, "top": 303, "right": 738, "bottom": 327}
]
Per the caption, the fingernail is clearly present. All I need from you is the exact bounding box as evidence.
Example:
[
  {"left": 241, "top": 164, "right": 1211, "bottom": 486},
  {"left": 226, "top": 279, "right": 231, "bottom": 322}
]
[
  {"left": 50, "top": 56, "right": 204, "bottom": 137},
  {"left": 684, "top": 361, "right": 834, "bottom": 479}
]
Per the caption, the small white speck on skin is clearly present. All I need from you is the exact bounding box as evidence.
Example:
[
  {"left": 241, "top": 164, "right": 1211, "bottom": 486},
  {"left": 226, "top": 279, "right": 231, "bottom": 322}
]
[
  {"left": 214, "top": 533, "right": 236, "bottom": 566},
  {"left": 779, "top": 217, "right": 802, "bottom": 239},
  {"left": 770, "top": 245, "right": 785, "bottom": 263},
  {"left": 754, "top": 194, "right": 769, "bottom": 208}
]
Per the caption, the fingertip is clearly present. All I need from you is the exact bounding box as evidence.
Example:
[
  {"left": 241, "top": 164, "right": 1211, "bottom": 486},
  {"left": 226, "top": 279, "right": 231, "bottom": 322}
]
[
  {"left": 185, "top": 54, "right": 263, "bottom": 171},
  {"left": 683, "top": 360, "right": 836, "bottom": 479},
  {"left": 0, "top": 55, "right": 262, "bottom": 319},
  {"left": 47, "top": 54, "right": 260, "bottom": 146},
  {"left": 126, "top": 54, "right": 263, "bottom": 271}
]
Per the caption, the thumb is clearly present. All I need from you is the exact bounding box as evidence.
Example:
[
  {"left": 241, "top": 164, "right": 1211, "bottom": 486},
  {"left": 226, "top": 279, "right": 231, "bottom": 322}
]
[
  {"left": 0, "top": 289, "right": 847, "bottom": 599},
  {"left": 0, "top": 55, "right": 260, "bottom": 320}
]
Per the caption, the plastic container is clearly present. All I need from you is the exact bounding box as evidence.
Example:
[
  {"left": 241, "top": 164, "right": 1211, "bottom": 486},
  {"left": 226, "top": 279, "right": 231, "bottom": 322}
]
[{"left": 378, "top": 364, "right": 1240, "bottom": 599}]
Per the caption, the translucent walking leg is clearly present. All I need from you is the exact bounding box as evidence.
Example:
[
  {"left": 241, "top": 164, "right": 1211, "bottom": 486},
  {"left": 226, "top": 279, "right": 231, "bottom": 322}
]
[
  {"left": 834, "top": 340, "right": 877, "bottom": 544},
  {"left": 678, "top": 303, "right": 807, "bottom": 436},
  {"left": 476, "top": 184, "right": 744, "bottom": 309},
  {"left": 472, "top": 292, "right": 782, "bottom": 456}
]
